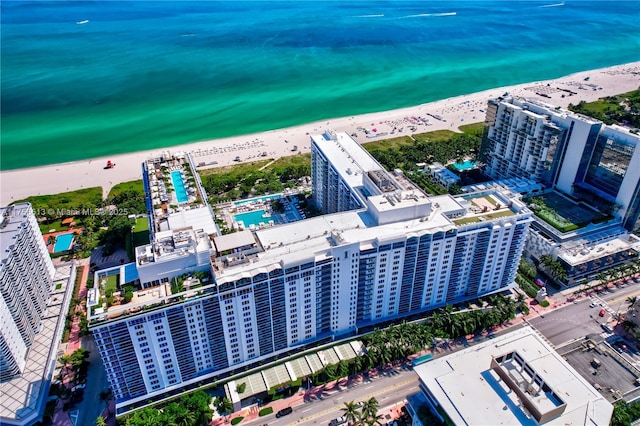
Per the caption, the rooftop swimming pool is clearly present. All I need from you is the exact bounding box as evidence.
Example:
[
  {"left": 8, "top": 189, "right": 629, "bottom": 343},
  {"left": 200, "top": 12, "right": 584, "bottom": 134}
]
[
  {"left": 234, "top": 194, "right": 281, "bottom": 206},
  {"left": 53, "top": 233, "right": 74, "bottom": 253},
  {"left": 234, "top": 209, "right": 271, "bottom": 228},
  {"left": 451, "top": 160, "right": 478, "bottom": 171},
  {"left": 171, "top": 170, "right": 188, "bottom": 203}
]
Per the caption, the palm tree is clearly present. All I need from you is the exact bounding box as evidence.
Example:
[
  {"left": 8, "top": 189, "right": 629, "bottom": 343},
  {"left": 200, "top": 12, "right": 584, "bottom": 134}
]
[
  {"left": 595, "top": 271, "right": 609, "bottom": 286},
  {"left": 341, "top": 401, "right": 361, "bottom": 426},
  {"left": 360, "top": 397, "right": 381, "bottom": 426},
  {"left": 95, "top": 416, "right": 107, "bottom": 426},
  {"left": 57, "top": 354, "right": 73, "bottom": 381},
  {"left": 626, "top": 296, "right": 638, "bottom": 310},
  {"left": 622, "top": 320, "right": 637, "bottom": 335},
  {"left": 165, "top": 403, "right": 196, "bottom": 426}
]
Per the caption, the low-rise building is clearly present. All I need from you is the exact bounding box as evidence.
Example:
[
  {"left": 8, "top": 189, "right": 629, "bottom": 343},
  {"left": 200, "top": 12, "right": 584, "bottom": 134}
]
[{"left": 410, "top": 326, "right": 613, "bottom": 425}]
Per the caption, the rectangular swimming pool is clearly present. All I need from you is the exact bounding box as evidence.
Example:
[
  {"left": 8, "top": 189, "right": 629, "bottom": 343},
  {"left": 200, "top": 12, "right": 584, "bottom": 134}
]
[
  {"left": 234, "top": 209, "right": 271, "bottom": 228},
  {"left": 452, "top": 160, "right": 477, "bottom": 171},
  {"left": 53, "top": 233, "right": 74, "bottom": 253},
  {"left": 171, "top": 170, "right": 189, "bottom": 203}
]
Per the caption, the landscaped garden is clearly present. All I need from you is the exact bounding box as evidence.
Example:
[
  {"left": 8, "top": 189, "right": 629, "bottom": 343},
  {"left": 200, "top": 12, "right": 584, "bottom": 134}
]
[
  {"left": 568, "top": 89, "right": 640, "bottom": 128},
  {"left": 526, "top": 192, "right": 609, "bottom": 232}
]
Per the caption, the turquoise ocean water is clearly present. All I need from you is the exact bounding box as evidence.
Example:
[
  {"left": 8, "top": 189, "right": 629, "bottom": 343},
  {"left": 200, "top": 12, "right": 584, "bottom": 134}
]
[{"left": 1, "top": 1, "right": 639, "bottom": 170}]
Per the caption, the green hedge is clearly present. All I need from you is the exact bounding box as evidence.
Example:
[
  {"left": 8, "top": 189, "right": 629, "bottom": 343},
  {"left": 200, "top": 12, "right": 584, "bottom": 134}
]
[
  {"left": 259, "top": 407, "right": 273, "bottom": 417},
  {"left": 516, "top": 274, "right": 539, "bottom": 298},
  {"left": 539, "top": 300, "right": 550, "bottom": 308},
  {"left": 231, "top": 417, "right": 244, "bottom": 425}
]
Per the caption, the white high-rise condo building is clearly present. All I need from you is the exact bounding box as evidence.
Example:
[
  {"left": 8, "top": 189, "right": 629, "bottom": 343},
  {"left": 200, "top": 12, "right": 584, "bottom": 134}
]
[
  {"left": 89, "top": 138, "right": 532, "bottom": 413},
  {"left": 483, "top": 97, "right": 640, "bottom": 231},
  {"left": 481, "top": 97, "right": 640, "bottom": 283},
  {"left": 0, "top": 203, "right": 55, "bottom": 381}
]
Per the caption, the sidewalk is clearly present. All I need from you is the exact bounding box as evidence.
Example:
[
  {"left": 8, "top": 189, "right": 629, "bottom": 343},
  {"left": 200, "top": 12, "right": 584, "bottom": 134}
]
[
  {"left": 66, "top": 259, "right": 90, "bottom": 355},
  {"left": 209, "top": 367, "right": 405, "bottom": 426}
]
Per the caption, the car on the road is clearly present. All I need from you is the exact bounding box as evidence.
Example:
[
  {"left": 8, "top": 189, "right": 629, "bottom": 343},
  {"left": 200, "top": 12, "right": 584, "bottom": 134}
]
[
  {"left": 354, "top": 401, "right": 364, "bottom": 408},
  {"left": 601, "top": 323, "right": 613, "bottom": 333},
  {"left": 599, "top": 309, "right": 606, "bottom": 317},
  {"left": 275, "top": 407, "right": 293, "bottom": 418},
  {"left": 613, "top": 341, "right": 628, "bottom": 352},
  {"left": 329, "top": 416, "right": 347, "bottom": 426},
  {"left": 590, "top": 302, "right": 597, "bottom": 308}
]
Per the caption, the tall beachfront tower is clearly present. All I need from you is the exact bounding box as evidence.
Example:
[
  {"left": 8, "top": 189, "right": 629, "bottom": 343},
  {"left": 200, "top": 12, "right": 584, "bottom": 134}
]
[
  {"left": 90, "top": 137, "right": 532, "bottom": 414},
  {"left": 0, "top": 203, "right": 55, "bottom": 381},
  {"left": 482, "top": 97, "right": 640, "bottom": 232}
]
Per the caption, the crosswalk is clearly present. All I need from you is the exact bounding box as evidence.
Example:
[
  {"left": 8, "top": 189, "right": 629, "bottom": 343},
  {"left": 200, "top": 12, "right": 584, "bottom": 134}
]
[{"left": 590, "top": 295, "right": 616, "bottom": 317}]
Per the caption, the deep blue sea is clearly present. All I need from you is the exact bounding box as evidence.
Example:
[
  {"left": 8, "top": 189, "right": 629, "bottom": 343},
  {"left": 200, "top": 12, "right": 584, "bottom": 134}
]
[{"left": 1, "top": 1, "right": 639, "bottom": 170}]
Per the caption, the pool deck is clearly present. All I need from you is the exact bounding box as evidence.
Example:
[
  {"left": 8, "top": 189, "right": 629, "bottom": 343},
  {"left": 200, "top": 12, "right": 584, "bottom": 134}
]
[{"left": 42, "top": 229, "right": 82, "bottom": 254}]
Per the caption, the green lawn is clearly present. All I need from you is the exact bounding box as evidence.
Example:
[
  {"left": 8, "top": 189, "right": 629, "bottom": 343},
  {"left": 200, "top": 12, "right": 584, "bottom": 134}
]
[
  {"left": 413, "top": 130, "right": 458, "bottom": 143},
  {"left": 39, "top": 220, "right": 69, "bottom": 234},
  {"left": 104, "top": 274, "right": 119, "bottom": 292},
  {"left": 108, "top": 180, "right": 144, "bottom": 198},
  {"left": 361, "top": 135, "right": 414, "bottom": 150},
  {"left": 132, "top": 217, "right": 150, "bottom": 248},
  {"left": 459, "top": 122, "right": 486, "bottom": 136},
  {"left": 453, "top": 209, "right": 515, "bottom": 226},
  {"left": 14, "top": 187, "right": 102, "bottom": 214}
]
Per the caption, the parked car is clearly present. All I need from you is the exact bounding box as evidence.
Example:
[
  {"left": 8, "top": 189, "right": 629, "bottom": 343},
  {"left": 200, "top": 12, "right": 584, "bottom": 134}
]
[
  {"left": 275, "top": 407, "right": 293, "bottom": 418},
  {"left": 329, "top": 416, "right": 347, "bottom": 426},
  {"left": 613, "top": 341, "right": 628, "bottom": 352},
  {"left": 599, "top": 309, "right": 606, "bottom": 317}
]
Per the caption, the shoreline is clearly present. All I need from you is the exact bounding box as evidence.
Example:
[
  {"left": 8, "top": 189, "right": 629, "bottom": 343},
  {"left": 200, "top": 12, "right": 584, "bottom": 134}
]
[{"left": 1, "top": 61, "right": 639, "bottom": 205}]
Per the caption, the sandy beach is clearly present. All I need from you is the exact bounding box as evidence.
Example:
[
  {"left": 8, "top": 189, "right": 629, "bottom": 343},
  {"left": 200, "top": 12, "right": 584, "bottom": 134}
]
[{"left": 1, "top": 62, "right": 639, "bottom": 205}]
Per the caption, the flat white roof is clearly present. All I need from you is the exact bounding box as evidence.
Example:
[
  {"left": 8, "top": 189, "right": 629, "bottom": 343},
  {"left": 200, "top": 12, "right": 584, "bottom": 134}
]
[
  {"left": 311, "top": 131, "right": 383, "bottom": 190},
  {"left": 214, "top": 230, "right": 256, "bottom": 253},
  {"left": 213, "top": 189, "right": 529, "bottom": 283},
  {"left": 413, "top": 326, "right": 612, "bottom": 426},
  {"left": 167, "top": 206, "right": 218, "bottom": 235},
  {"left": 558, "top": 233, "right": 640, "bottom": 266}
]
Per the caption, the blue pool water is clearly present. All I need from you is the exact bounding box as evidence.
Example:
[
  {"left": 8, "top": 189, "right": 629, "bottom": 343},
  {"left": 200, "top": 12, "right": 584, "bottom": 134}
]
[
  {"left": 234, "top": 209, "right": 270, "bottom": 228},
  {"left": 452, "top": 160, "right": 477, "bottom": 171},
  {"left": 171, "top": 170, "right": 188, "bottom": 203},
  {"left": 53, "top": 233, "right": 74, "bottom": 253},
  {"left": 234, "top": 194, "right": 281, "bottom": 206}
]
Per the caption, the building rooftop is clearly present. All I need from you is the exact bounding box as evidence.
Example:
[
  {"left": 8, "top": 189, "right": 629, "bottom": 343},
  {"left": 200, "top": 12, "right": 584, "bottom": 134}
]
[
  {"left": 413, "top": 326, "right": 612, "bottom": 426},
  {"left": 557, "top": 231, "right": 640, "bottom": 266},
  {"left": 310, "top": 131, "right": 385, "bottom": 191},
  {"left": 0, "top": 203, "right": 33, "bottom": 259},
  {"left": 143, "top": 152, "right": 218, "bottom": 239},
  {"left": 136, "top": 227, "right": 213, "bottom": 266},
  {"left": 213, "top": 190, "right": 529, "bottom": 284}
]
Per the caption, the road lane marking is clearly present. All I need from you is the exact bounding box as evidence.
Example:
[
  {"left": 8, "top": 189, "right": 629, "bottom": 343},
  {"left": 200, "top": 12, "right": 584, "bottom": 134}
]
[{"left": 289, "top": 377, "right": 418, "bottom": 425}]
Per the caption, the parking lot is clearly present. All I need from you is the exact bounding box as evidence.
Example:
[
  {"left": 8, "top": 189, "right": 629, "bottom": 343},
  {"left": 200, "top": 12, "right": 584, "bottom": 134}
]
[{"left": 559, "top": 338, "right": 639, "bottom": 403}]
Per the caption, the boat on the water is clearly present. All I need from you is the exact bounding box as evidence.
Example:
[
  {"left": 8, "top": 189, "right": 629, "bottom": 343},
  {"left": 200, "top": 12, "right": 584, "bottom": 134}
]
[{"left": 76, "top": 20, "right": 89, "bottom": 25}]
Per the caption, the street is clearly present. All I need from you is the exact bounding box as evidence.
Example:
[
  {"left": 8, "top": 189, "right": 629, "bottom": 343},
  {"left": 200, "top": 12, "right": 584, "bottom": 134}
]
[
  {"left": 254, "top": 368, "right": 419, "bottom": 426},
  {"left": 72, "top": 335, "right": 111, "bottom": 426}
]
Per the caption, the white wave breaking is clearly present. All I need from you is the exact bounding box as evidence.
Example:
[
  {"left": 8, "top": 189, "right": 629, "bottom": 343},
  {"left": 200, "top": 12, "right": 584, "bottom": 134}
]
[{"left": 401, "top": 12, "right": 457, "bottom": 18}]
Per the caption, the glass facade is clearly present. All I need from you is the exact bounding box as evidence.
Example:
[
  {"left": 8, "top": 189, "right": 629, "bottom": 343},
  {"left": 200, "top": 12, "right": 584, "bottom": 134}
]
[{"left": 584, "top": 135, "right": 635, "bottom": 198}]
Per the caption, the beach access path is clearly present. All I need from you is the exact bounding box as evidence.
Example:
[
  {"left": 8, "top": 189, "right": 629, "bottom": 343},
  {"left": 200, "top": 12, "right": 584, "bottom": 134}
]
[{"left": 1, "top": 62, "right": 639, "bottom": 205}]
